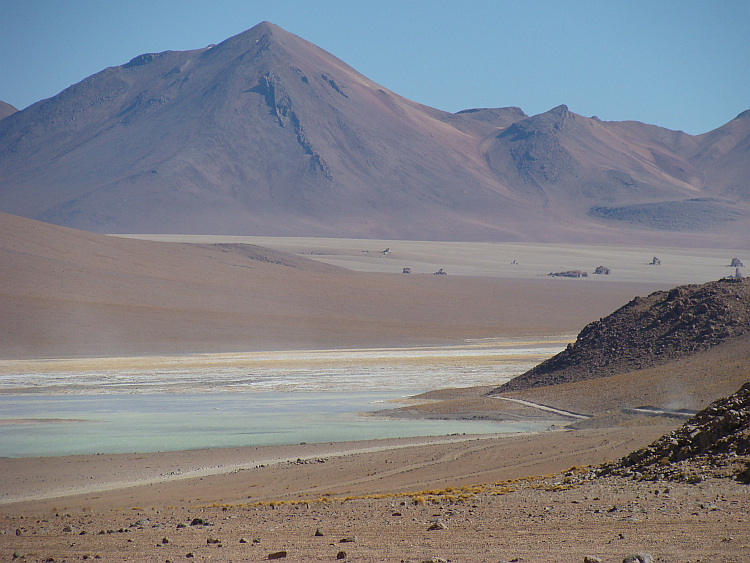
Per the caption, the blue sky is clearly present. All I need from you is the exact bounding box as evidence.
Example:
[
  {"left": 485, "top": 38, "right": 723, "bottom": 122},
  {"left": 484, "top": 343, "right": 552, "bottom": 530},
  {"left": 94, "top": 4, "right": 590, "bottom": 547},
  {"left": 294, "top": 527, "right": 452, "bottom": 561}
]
[{"left": 1, "top": 0, "right": 748, "bottom": 135}]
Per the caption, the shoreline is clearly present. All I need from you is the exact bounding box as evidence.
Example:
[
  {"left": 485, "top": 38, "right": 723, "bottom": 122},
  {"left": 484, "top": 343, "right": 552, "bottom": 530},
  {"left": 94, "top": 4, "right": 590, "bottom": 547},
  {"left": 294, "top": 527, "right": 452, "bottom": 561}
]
[
  {"left": 0, "top": 424, "right": 676, "bottom": 511},
  {"left": 0, "top": 433, "right": 521, "bottom": 504}
]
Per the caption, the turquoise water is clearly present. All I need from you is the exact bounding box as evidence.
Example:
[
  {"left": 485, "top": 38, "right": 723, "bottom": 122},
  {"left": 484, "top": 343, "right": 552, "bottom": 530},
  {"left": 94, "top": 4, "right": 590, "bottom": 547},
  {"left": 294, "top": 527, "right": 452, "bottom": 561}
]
[{"left": 0, "top": 392, "right": 546, "bottom": 457}]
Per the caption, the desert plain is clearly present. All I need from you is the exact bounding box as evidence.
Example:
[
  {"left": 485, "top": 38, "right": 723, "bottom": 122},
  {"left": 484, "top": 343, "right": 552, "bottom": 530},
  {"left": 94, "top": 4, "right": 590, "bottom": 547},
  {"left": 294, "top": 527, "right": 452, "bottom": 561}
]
[{"left": 1, "top": 217, "right": 749, "bottom": 562}]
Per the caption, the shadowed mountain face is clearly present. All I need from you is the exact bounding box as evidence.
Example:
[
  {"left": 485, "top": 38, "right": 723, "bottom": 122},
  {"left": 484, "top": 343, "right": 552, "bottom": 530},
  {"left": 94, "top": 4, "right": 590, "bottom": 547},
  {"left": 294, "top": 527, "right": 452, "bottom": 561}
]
[{"left": 0, "top": 22, "right": 748, "bottom": 243}]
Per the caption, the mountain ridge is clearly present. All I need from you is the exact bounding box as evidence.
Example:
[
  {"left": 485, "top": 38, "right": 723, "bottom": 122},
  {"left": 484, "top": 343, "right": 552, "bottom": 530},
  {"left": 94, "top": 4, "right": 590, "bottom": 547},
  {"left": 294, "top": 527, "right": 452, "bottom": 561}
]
[{"left": 0, "top": 22, "right": 748, "bottom": 244}]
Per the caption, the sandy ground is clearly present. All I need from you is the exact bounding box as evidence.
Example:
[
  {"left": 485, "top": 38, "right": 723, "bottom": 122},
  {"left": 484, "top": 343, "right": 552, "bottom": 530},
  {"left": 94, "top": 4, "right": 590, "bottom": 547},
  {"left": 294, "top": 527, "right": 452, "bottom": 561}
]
[
  {"left": 4, "top": 214, "right": 683, "bottom": 359},
  {"left": 119, "top": 235, "right": 744, "bottom": 286},
  {"left": 3, "top": 425, "right": 750, "bottom": 562}
]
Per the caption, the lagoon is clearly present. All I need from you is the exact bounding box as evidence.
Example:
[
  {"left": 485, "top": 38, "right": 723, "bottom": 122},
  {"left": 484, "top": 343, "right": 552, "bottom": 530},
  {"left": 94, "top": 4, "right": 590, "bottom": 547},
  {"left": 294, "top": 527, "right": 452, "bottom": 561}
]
[{"left": 0, "top": 340, "right": 564, "bottom": 457}]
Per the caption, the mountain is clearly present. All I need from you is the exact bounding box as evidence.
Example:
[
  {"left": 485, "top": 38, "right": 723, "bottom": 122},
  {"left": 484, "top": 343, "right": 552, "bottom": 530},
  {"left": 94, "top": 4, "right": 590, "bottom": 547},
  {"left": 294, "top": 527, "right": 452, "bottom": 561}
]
[
  {"left": 0, "top": 100, "right": 17, "bottom": 120},
  {"left": 0, "top": 22, "right": 748, "bottom": 243}
]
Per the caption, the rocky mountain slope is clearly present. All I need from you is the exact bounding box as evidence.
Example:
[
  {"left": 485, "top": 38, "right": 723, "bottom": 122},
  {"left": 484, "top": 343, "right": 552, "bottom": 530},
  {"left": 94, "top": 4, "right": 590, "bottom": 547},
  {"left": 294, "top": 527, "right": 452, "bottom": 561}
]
[
  {"left": 493, "top": 277, "right": 750, "bottom": 392},
  {"left": 599, "top": 381, "right": 750, "bottom": 482},
  {"left": 0, "top": 22, "right": 748, "bottom": 243}
]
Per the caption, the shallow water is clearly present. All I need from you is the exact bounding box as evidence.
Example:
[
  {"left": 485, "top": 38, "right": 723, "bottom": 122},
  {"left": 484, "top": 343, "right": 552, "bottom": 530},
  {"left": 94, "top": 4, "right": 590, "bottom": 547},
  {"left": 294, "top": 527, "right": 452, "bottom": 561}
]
[
  {"left": 0, "top": 392, "right": 548, "bottom": 457},
  {"left": 0, "top": 341, "right": 563, "bottom": 457}
]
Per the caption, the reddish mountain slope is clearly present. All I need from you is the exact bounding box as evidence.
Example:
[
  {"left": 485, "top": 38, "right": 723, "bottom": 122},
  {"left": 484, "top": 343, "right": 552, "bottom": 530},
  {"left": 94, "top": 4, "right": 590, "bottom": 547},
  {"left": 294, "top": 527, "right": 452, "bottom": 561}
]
[
  {"left": 0, "top": 22, "right": 748, "bottom": 243},
  {"left": 0, "top": 100, "right": 17, "bottom": 120},
  {"left": 689, "top": 109, "right": 750, "bottom": 203}
]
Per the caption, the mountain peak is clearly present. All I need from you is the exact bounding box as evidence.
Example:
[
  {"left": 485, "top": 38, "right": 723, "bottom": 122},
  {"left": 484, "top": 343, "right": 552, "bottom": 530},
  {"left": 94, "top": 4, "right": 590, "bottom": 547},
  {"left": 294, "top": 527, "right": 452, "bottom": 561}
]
[
  {"left": 548, "top": 104, "right": 570, "bottom": 115},
  {"left": 734, "top": 108, "right": 750, "bottom": 120},
  {"left": 218, "top": 21, "right": 291, "bottom": 47}
]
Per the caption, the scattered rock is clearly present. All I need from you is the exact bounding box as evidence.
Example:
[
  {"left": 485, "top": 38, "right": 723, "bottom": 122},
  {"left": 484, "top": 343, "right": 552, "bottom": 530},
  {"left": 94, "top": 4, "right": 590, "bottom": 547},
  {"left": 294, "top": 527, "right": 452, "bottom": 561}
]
[
  {"left": 314, "top": 528, "right": 324, "bottom": 536},
  {"left": 239, "top": 537, "right": 249, "bottom": 544},
  {"left": 600, "top": 381, "right": 750, "bottom": 482},
  {"left": 207, "top": 537, "right": 220, "bottom": 544},
  {"left": 584, "top": 557, "right": 602, "bottom": 563},
  {"left": 336, "top": 551, "right": 347, "bottom": 559},
  {"left": 190, "top": 518, "right": 206, "bottom": 526},
  {"left": 340, "top": 536, "right": 357, "bottom": 543},
  {"left": 268, "top": 551, "right": 287, "bottom": 560},
  {"left": 623, "top": 554, "right": 653, "bottom": 563},
  {"left": 427, "top": 520, "right": 447, "bottom": 531}
]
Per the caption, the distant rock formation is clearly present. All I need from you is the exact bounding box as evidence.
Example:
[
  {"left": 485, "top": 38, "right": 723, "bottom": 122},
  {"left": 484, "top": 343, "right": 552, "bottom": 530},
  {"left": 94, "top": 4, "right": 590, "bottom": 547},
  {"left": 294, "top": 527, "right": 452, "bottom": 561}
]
[
  {"left": 731, "top": 258, "right": 745, "bottom": 268},
  {"left": 593, "top": 266, "right": 611, "bottom": 275},
  {"left": 650, "top": 257, "right": 661, "bottom": 266},
  {"left": 402, "top": 267, "right": 411, "bottom": 274},
  {"left": 434, "top": 268, "right": 447, "bottom": 275},
  {"left": 549, "top": 270, "right": 588, "bottom": 278}
]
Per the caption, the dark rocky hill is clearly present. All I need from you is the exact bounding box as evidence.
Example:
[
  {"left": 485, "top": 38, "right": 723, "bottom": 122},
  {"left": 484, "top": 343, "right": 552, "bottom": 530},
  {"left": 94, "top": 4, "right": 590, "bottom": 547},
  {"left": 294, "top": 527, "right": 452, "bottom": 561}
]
[
  {"left": 0, "top": 22, "right": 748, "bottom": 242},
  {"left": 599, "top": 381, "right": 750, "bottom": 482},
  {"left": 493, "top": 278, "right": 750, "bottom": 393}
]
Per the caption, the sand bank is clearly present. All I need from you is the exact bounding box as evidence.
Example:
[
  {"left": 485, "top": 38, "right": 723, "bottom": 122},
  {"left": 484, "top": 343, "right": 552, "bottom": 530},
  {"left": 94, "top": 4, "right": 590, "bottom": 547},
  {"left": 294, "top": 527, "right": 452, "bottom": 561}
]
[{"left": 1, "top": 425, "right": 675, "bottom": 511}]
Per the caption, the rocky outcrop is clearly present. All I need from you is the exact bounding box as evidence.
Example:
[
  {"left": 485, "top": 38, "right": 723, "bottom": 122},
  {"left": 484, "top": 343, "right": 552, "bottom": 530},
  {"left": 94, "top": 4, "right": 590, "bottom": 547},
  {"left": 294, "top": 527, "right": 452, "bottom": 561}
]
[
  {"left": 549, "top": 270, "right": 587, "bottom": 278},
  {"left": 492, "top": 278, "right": 750, "bottom": 392},
  {"left": 599, "top": 382, "right": 750, "bottom": 482}
]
